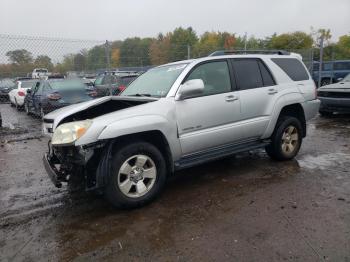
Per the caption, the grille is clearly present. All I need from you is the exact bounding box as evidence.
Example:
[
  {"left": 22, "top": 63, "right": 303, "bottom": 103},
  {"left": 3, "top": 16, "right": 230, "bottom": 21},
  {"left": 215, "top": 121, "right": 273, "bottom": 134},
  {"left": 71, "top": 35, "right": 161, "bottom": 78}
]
[{"left": 318, "top": 91, "right": 350, "bottom": 99}]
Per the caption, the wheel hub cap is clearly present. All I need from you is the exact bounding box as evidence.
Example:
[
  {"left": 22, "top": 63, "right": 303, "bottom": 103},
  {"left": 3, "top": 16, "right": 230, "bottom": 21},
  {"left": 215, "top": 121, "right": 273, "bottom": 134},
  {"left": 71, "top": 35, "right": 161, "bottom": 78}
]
[{"left": 117, "top": 154, "right": 157, "bottom": 198}]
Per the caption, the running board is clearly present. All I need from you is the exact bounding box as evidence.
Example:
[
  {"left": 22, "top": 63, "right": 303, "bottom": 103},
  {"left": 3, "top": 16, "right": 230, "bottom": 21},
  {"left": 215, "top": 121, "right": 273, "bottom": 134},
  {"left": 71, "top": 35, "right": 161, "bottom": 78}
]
[{"left": 174, "top": 140, "right": 270, "bottom": 170}]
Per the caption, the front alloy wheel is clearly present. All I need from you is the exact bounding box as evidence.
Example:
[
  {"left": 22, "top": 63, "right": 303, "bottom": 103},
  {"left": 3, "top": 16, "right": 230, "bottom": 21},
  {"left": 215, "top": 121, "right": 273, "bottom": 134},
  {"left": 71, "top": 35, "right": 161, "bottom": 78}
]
[
  {"left": 117, "top": 154, "right": 157, "bottom": 198},
  {"left": 105, "top": 141, "right": 167, "bottom": 209}
]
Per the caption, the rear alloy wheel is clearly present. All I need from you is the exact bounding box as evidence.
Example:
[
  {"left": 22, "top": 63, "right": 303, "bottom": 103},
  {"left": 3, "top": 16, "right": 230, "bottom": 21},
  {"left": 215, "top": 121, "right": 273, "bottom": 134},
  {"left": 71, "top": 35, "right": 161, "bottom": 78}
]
[
  {"left": 266, "top": 116, "right": 302, "bottom": 161},
  {"left": 105, "top": 141, "right": 167, "bottom": 209}
]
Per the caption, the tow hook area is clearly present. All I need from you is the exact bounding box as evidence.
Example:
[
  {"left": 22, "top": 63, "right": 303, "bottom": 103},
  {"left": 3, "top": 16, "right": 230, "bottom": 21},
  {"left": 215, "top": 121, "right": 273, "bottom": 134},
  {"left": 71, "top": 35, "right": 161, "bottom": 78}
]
[{"left": 43, "top": 153, "right": 62, "bottom": 188}]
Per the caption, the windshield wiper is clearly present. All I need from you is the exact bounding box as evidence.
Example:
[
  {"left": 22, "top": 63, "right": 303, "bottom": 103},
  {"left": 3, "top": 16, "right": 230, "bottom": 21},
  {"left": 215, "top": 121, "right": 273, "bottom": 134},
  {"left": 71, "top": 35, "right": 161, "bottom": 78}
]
[{"left": 127, "top": 93, "right": 152, "bottom": 97}]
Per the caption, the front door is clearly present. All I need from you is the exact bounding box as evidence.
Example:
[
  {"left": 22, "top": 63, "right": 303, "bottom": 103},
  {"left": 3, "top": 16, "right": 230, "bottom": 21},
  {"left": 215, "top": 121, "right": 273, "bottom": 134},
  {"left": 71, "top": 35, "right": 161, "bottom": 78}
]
[{"left": 176, "top": 60, "right": 241, "bottom": 155}]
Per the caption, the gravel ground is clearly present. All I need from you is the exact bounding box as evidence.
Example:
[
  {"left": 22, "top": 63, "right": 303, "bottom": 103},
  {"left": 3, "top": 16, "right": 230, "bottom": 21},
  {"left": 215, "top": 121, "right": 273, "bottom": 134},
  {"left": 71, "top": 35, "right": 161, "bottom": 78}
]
[{"left": 0, "top": 104, "right": 350, "bottom": 261}]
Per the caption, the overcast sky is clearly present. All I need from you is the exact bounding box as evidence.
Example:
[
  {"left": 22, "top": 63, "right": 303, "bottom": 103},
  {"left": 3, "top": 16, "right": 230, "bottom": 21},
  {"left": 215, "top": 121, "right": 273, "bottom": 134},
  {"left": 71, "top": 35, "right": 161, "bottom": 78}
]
[{"left": 1, "top": 0, "right": 349, "bottom": 41}]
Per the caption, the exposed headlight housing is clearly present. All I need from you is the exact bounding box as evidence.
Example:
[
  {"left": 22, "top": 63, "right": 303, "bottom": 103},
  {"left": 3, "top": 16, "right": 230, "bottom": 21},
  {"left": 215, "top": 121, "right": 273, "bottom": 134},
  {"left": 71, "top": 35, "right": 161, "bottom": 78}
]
[{"left": 51, "top": 120, "right": 92, "bottom": 145}]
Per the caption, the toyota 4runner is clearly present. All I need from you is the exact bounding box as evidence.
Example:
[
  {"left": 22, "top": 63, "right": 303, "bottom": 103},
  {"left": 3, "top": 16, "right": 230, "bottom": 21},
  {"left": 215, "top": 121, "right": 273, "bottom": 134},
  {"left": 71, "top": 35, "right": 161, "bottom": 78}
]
[{"left": 42, "top": 50, "right": 320, "bottom": 208}]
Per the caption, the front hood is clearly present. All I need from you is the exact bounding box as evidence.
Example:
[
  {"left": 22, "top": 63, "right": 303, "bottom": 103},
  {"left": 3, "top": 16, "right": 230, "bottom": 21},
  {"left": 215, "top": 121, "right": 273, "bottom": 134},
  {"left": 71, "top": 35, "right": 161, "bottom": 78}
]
[
  {"left": 44, "top": 96, "right": 159, "bottom": 129},
  {"left": 319, "top": 82, "right": 350, "bottom": 91}
]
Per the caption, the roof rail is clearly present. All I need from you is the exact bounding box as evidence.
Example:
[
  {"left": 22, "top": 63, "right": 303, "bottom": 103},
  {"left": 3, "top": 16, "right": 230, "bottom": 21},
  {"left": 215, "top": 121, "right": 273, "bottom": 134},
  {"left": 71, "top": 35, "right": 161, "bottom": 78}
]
[{"left": 208, "top": 50, "right": 290, "bottom": 57}]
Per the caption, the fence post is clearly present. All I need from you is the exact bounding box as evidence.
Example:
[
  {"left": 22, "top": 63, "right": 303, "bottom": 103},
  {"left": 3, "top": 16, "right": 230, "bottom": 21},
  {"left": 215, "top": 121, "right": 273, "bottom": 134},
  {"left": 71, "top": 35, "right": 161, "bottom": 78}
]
[
  {"left": 318, "top": 35, "right": 324, "bottom": 88},
  {"left": 105, "top": 40, "right": 112, "bottom": 95},
  {"left": 187, "top": 45, "right": 191, "bottom": 60}
]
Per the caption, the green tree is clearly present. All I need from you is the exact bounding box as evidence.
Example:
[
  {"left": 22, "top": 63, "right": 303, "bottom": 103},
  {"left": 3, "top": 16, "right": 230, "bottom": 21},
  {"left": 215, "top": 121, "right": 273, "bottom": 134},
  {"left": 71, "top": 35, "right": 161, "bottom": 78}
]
[
  {"left": 169, "top": 27, "right": 198, "bottom": 61},
  {"left": 149, "top": 33, "right": 172, "bottom": 65},
  {"left": 268, "top": 31, "right": 313, "bottom": 50},
  {"left": 119, "top": 37, "right": 153, "bottom": 67},
  {"left": 6, "top": 49, "right": 33, "bottom": 64},
  {"left": 34, "top": 55, "right": 53, "bottom": 70},
  {"left": 193, "top": 31, "right": 236, "bottom": 57},
  {"left": 87, "top": 45, "right": 106, "bottom": 70}
]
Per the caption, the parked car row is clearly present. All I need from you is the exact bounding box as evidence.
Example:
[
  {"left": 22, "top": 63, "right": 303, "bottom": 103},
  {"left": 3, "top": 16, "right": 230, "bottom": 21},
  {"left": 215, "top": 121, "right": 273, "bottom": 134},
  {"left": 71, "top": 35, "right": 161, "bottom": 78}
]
[{"left": 1, "top": 71, "right": 141, "bottom": 119}]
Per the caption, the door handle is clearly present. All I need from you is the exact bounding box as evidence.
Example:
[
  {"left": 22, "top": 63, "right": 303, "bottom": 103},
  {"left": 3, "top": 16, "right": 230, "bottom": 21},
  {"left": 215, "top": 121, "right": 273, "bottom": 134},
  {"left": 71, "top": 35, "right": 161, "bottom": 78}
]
[
  {"left": 225, "top": 95, "right": 238, "bottom": 102},
  {"left": 268, "top": 88, "right": 278, "bottom": 95}
]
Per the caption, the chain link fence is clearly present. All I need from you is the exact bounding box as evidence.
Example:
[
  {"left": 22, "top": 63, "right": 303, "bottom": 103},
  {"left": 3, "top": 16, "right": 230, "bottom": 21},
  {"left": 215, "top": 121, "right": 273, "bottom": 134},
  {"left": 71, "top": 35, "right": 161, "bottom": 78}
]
[{"left": 0, "top": 33, "right": 346, "bottom": 137}]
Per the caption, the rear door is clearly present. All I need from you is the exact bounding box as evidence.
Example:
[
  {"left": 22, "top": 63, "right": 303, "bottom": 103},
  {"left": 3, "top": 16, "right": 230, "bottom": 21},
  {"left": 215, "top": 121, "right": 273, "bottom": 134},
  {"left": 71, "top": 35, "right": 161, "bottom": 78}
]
[
  {"left": 231, "top": 58, "right": 276, "bottom": 139},
  {"left": 176, "top": 60, "right": 241, "bottom": 155}
]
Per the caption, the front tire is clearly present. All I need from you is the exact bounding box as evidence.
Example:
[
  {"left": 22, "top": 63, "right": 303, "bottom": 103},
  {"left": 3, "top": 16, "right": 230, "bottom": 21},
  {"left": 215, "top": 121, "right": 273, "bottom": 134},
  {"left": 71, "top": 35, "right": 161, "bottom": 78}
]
[
  {"left": 266, "top": 116, "right": 302, "bottom": 161},
  {"left": 105, "top": 141, "right": 167, "bottom": 209}
]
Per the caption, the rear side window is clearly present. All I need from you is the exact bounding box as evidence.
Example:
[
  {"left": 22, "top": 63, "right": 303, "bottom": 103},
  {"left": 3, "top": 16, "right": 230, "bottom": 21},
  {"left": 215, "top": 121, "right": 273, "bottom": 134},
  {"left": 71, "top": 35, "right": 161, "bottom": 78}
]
[
  {"left": 258, "top": 61, "right": 275, "bottom": 86},
  {"left": 271, "top": 58, "right": 309, "bottom": 81},
  {"left": 231, "top": 59, "right": 263, "bottom": 90}
]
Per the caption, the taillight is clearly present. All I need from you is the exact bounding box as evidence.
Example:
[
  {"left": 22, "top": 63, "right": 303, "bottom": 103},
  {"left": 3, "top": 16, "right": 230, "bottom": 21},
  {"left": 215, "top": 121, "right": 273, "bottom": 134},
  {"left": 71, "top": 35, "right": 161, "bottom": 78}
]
[
  {"left": 118, "top": 85, "right": 126, "bottom": 92},
  {"left": 18, "top": 91, "right": 25, "bottom": 96},
  {"left": 47, "top": 93, "right": 61, "bottom": 100}
]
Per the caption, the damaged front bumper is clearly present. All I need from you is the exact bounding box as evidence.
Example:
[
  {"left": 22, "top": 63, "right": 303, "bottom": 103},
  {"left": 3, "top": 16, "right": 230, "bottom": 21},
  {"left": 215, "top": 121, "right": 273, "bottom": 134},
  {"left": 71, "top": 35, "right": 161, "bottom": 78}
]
[
  {"left": 43, "top": 140, "right": 107, "bottom": 190},
  {"left": 43, "top": 153, "right": 63, "bottom": 188}
]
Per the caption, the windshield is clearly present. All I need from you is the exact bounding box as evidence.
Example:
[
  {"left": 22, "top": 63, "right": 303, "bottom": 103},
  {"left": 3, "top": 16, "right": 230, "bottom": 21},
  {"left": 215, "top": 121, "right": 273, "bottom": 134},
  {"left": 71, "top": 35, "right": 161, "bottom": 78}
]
[
  {"left": 343, "top": 74, "right": 350, "bottom": 82},
  {"left": 121, "top": 63, "right": 188, "bottom": 97},
  {"left": 21, "top": 81, "right": 37, "bottom": 88},
  {"left": 94, "top": 76, "right": 103, "bottom": 85},
  {"left": 48, "top": 80, "right": 86, "bottom": 90}
]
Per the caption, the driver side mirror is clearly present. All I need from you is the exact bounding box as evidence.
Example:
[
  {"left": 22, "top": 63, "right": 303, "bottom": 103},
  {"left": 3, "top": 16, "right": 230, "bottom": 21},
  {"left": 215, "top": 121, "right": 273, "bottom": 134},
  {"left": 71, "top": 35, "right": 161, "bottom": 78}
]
[{"left": 176, "top": 79, "right": 204, "bottom": 100}]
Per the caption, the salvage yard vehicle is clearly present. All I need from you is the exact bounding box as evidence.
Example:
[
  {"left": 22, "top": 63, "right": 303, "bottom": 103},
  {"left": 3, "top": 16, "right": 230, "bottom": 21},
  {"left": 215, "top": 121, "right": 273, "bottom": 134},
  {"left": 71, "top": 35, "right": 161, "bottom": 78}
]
[
  {"left": 318, "top": 73, "right": 350, "bottom": 116},
  {"left": 8, "top": 80, "right": 39, "bottom": 109},
  {"left": 0, "top": 79, "right": 16, "bottom": 101},
  {"left": 32, "top": 68, "right": 50, "bottom": 79},
  {"left": 94, "top": 72, "right": 139, "bottom": 97},
  {"left": 24, "top": 79, "right": 95, "bottom": 118},
  {"left": 42, "top": 50, "right": 320, "bottom": 208}
]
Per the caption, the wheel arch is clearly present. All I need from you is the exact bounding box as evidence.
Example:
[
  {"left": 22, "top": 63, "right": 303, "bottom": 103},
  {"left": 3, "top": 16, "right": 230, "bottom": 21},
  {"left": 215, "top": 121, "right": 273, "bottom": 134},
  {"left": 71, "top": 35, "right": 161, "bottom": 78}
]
[{"left": 263, "top": 102, "right": 307, "bottom": 139}]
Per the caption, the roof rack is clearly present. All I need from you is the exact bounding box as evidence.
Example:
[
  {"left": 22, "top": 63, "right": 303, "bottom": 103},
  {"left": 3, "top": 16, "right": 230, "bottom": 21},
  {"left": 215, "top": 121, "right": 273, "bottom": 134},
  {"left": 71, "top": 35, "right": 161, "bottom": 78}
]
[{"left": 208, "top": 50, "right": 290, "bottom": 57}]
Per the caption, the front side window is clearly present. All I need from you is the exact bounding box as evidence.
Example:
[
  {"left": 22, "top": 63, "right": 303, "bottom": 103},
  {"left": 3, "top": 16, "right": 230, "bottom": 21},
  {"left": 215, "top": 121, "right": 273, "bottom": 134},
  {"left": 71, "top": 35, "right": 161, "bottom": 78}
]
[
  {"left": 232, "top": 59, "right": 263, "bottom": 90},
  {"left": 185, "top": 61, "right": 232, "bottom": 97}
]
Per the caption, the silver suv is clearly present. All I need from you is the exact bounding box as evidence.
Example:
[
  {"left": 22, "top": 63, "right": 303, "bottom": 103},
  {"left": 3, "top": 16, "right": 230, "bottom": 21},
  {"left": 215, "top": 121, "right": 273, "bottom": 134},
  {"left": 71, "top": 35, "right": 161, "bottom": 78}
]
[{"left": 43, "top": 51, "right": 320, "bottom": 208}]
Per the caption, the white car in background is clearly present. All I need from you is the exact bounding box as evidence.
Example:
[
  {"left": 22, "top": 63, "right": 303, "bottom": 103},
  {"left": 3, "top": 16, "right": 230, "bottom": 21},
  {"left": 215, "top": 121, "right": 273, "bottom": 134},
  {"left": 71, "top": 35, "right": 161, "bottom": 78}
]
[
  {"left": 32, "top": 68, "right": 50, "bottom": 79},
  {"left": 9, "top": 80, "right": 39, "bottom": 109}
]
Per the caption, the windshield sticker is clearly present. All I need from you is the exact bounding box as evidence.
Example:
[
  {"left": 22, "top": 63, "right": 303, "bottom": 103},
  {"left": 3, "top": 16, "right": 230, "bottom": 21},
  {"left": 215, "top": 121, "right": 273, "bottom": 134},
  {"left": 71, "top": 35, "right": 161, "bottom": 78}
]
[{"left": 167, "top": 64, "right": 187, "bottom": 72}]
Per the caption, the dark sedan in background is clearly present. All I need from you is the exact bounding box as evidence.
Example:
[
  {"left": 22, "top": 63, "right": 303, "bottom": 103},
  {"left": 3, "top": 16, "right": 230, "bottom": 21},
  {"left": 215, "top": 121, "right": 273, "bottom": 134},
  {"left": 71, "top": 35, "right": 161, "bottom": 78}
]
[
  {"left": 0, "top": 79, "right": 16, "bottom": 101},
  {"left": 24, "top": 79, "right": 95, "bottom": 117},
  {"left": 94, "top": 72, "right": 139, "bottom": 97}
]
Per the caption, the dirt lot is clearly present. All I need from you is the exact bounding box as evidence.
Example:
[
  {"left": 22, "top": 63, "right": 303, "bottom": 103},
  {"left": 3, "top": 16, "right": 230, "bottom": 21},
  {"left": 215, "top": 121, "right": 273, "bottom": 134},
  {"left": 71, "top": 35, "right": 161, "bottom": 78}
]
[{"left": 1, "top": 104, "right": 350, "bottom": 262}]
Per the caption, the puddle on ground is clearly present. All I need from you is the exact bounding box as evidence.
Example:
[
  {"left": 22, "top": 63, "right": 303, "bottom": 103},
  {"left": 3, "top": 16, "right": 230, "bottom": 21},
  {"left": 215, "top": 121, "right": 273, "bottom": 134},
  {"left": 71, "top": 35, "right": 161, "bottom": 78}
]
[{"left": 298, "top": 152, "right": 350, "bottom": 170}]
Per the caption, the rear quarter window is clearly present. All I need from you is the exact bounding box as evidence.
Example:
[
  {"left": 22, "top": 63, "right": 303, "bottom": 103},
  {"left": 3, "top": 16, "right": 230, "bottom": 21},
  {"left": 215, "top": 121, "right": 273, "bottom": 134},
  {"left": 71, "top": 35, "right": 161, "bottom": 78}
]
[{"left": 271, "top": 58, "right": 309, "bottom": 81}]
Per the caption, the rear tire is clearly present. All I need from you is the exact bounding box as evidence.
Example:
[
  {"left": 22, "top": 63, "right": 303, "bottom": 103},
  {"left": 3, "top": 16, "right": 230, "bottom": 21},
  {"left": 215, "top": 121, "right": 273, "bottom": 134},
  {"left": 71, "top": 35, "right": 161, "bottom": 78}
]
[
  {"left": 104, "top": 141, "right": 167, "bottom": 209},
  {"left": 265, "top": 116, "right": 302, "bottom": 161}
]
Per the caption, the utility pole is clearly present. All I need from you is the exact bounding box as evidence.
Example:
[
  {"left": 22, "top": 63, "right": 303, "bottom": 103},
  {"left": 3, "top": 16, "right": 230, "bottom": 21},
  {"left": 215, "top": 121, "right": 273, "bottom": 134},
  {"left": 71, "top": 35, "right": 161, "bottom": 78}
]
[
  {"left": 318, "top": 35, "right": 324, "bottom": 88},
  {"left": 187, "top": 45, "right": 191, "bottom": 60},
  {"left": 244, "top": 32, "right": 248, "bottom": 52}
]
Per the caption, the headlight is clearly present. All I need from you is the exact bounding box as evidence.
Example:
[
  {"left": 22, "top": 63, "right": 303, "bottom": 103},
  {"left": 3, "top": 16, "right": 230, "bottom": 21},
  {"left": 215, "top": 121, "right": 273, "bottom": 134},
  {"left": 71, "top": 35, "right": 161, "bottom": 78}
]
[{"left": 51, "top": 120, "right": 92, "bottom": 145}]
